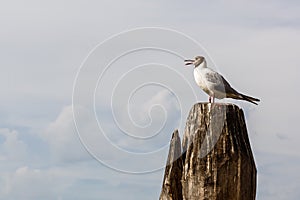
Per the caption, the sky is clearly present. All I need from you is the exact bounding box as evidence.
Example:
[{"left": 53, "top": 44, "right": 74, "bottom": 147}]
[{"left": 1, "top": 0, "right": 300, "bottom": 199}]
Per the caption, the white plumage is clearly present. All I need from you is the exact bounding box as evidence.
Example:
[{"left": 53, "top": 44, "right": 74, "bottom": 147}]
[{"left": 185, "top": 56, "right": 260, "bottom": 105}]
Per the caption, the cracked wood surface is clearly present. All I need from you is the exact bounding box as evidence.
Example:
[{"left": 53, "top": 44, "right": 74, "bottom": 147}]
[{"left": 160, "top": 103, "right": 256, "bottom": 200}]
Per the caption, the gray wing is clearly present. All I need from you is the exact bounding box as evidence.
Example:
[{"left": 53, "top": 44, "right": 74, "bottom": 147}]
[{"left": 204, "top": 70, "right": 239, "bottom": 95}]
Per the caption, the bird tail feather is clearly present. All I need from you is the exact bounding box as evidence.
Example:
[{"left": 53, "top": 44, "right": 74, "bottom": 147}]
[{"left": 239, "top": 93, "right": 260, "bottom": 105}]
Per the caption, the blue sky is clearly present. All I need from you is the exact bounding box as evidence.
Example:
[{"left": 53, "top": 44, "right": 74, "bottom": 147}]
[{"left": 1, "top": 0, "right": 300, "bottom": 199}]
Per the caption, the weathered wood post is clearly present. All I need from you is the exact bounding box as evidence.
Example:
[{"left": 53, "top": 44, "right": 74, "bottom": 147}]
[
  {"left": 159, "top": 103, "right": 257, "bottom": 200},
  {"left": 159, "top": 130, "right": 183, "bottom": 200}
]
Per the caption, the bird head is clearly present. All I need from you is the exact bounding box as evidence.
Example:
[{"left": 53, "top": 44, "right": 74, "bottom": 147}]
[{"left": 184, "top": 56, "right": 205, "bottom": 67}]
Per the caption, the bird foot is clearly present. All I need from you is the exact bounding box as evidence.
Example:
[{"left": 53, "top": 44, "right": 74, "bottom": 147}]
[{"left": 209, "top": 96, "right": 215, "bottom": 104}]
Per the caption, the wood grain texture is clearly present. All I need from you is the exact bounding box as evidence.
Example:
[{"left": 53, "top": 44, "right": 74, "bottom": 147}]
[
  {"left": 159, "top": 130, "right": 183, "bottom": 200},
  {"left": 159, "top": 103, "right": 256, "bottom": 200}
]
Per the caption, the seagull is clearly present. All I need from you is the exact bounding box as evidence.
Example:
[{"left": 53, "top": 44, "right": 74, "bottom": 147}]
[{"left": 184, "top": 56, "right": 260, "bottom": 105}]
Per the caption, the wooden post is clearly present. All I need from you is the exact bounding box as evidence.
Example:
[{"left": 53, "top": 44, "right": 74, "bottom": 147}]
[
  {"left": 160, "top": 103, "right": 257, "bottom": 200},
  {"left": 159, "top": 130, "right": 183, "bottom": 200}
]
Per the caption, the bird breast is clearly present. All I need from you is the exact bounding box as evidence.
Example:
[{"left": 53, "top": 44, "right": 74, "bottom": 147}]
[{"left": 193, "top": 68, "right": 211, "bottom": 95}]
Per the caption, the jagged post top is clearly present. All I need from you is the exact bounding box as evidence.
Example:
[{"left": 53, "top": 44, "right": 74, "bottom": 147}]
[
  {"left": 182, "top": 102, "right": 246, "bottom": 154},
  {"left": 159, "top": 102, "right": 257, "bottom": 200}
]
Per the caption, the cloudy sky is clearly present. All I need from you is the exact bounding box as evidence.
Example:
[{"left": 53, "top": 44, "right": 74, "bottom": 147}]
[{"left": 1, "top": 0, "right": 300, "bottom": 199}]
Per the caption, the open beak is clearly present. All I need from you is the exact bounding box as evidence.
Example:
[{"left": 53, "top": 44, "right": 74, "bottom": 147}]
[{"left": 184, "top": 59, "right": 194, "bottom": 66}]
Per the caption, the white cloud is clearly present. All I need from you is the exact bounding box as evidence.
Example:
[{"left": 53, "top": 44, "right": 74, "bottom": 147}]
[
  {"left": 43, "top": 105, "right": 91, "bottom": 163},
  {"left": 0, "top": 166, "right": 74, "bottom": 200},
  {"left": 111, "top": 89, "right": 181, "bottom": 154},
  {"left": 0, "top": 162, "right": 164, "bottom": 200},
  {"left": 0, "top": 128, "right": 28, "bottom": 162},
  {"left": 0, "top": 0, "right": 300, "bottom": 199}
]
